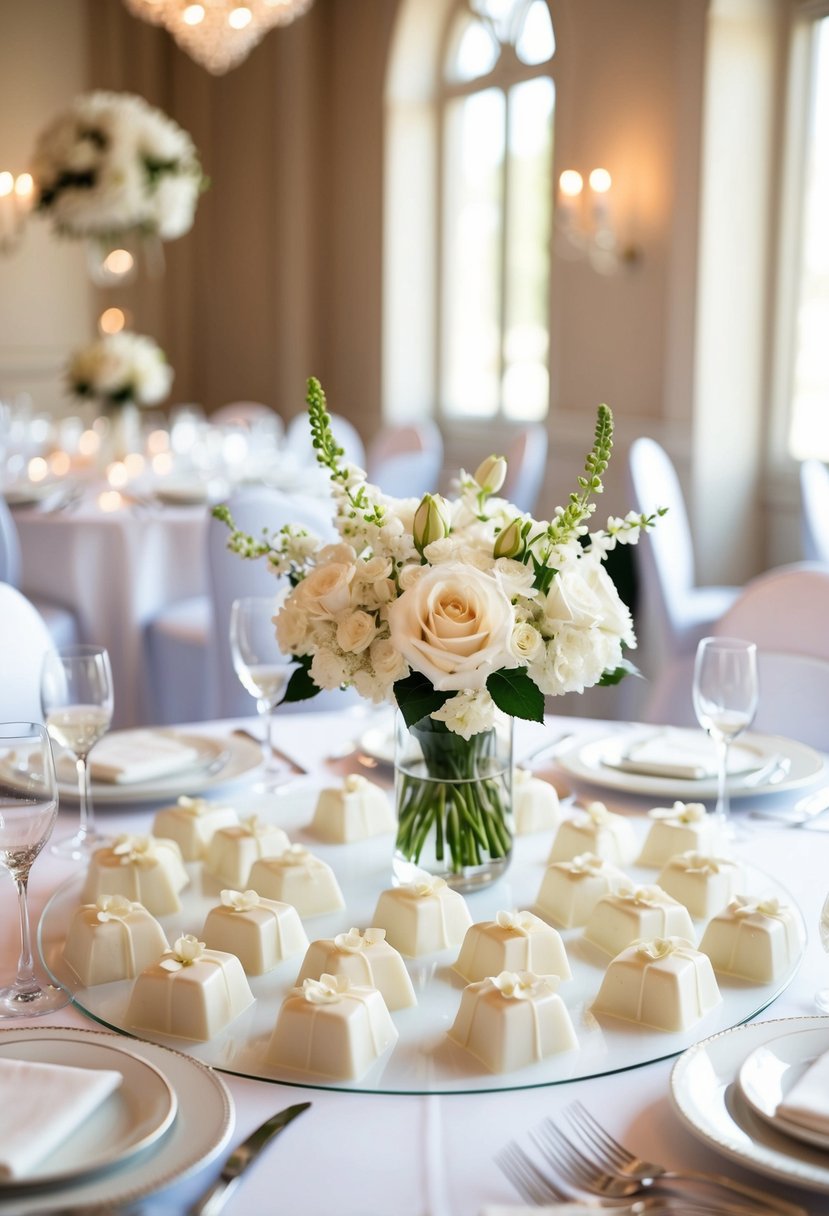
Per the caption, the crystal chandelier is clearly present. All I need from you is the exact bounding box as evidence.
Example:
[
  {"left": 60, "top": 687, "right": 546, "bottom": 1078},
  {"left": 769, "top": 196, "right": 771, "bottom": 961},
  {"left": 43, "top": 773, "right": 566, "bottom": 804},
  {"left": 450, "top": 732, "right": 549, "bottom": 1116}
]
[{"left": 122, "top": 0, "right": 315, "bottom": 75}]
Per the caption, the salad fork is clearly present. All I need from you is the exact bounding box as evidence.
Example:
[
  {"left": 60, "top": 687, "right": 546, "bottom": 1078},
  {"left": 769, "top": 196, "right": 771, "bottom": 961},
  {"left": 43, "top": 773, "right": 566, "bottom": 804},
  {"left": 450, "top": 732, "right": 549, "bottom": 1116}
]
[
  {"left": 531, "top": 1105, "right": 806, "bottom": 1216},
  {"left": 496, "top": 1140, "right": 774, "bottom": 1215}
]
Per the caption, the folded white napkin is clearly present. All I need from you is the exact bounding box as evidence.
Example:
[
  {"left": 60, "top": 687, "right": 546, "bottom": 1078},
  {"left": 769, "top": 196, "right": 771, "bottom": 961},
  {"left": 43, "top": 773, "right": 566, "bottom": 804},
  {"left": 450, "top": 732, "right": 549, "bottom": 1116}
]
[
  {"left": 0, "top": 1056, "right": 122, "bottom": 1179},
  {"left": 89, "top": 731, "right": 201, "bottom": 784},
  {"left": 777, "top": 1049, "right": 829, "bottom": 1134},
  {"left": 606, "top": 731, "right": 762, "bottom": 781}
]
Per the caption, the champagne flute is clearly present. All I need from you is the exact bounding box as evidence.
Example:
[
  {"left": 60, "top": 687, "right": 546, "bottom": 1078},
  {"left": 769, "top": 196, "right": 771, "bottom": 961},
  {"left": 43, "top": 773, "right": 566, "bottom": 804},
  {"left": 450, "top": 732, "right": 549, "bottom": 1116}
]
[
  {"left": 0, "top": 721, "right": 70, "bottom": 1016},
  {"left": 41, "top": 644, "right": 114, "bottom": 859},
  {"left": 230, "top": 596, "right": 296, "bottom": 783},
  {"left": 692, "top": 636, "right": 758, "bottom": 838}
]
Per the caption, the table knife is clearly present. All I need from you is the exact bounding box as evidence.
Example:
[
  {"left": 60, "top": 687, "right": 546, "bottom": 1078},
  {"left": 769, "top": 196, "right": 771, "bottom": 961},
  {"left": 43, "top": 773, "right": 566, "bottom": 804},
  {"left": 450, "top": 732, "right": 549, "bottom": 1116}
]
[
  {"left": 187, "top": 1102, "right": 311, "bottom": 1216},
  {"left": 231, "top": 727, "right": 308, "bottom": 775}
]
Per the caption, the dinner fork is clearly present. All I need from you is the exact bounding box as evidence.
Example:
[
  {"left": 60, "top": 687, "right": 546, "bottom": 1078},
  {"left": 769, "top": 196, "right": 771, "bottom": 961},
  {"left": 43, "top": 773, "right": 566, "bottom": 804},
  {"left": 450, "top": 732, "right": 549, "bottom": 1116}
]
[
  {"left": 532, "top": 1106, "right": 806, "bottom": 1216},
  {"left": 496, "top": 1140, "right": 770, "bottom": 1215}
]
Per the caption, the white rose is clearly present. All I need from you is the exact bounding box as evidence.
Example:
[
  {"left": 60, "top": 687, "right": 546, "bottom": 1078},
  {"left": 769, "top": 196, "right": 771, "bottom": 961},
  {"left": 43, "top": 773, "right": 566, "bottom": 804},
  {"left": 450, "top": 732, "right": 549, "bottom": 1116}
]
[
  {"left": 275, "top": 601, "right": 308, "bottom": 653},
  {"left": 511, "top": 621, "right": 543, "bottom": 663},
  {"left": 336, "top": 611, "right": 377, "bottom": 654},
  {"left": 297, "top": 562, "right": 355, "bottom": 619},
  {"left": 495, "top": 558, "right": 538, "bottom": 601},
  {"left": 398, "top": 563, "right": 428, "bottom": 591},
  {"left": 369, "top": 637, "right": 408, "bottom": 684},
  {"left": 387, "top": 561, "right": 517, "bottom": 692},
  {"left": 580, "top": 562, "right": 636, "bottom": 647}
]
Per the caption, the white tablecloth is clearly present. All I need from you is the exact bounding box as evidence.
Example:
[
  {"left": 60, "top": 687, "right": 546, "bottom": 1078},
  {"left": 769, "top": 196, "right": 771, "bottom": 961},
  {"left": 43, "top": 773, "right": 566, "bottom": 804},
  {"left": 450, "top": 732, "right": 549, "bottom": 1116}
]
[
  {"left": 5, "top": 711, "right": 829, "bottom": 1215},
  {"left": 15, "top": 495, "right": 207, "bottom": 728}
]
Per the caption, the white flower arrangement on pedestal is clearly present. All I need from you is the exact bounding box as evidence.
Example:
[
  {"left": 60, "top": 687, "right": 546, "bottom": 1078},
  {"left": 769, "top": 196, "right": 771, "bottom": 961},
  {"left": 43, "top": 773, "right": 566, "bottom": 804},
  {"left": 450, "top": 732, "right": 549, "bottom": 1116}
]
[
  {"left": 67, "top": 332, "right": 173, "bottom": 410},
  {"left": 217, "top": 378, "right": 663, "bottom": 736},
  {"left": 32, "top": 91, "right": 205, "bottom": 241}
]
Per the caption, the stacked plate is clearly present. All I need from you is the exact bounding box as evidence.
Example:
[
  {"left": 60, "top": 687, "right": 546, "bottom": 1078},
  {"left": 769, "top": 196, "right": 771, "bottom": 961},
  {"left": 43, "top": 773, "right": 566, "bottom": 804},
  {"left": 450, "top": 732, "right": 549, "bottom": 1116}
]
[
  {"left": 671, "top": 1017, "right": 829, "bottom": 1193},
  {"left": 0, "top": 1026, "right": 233, "bottom": 1214}
]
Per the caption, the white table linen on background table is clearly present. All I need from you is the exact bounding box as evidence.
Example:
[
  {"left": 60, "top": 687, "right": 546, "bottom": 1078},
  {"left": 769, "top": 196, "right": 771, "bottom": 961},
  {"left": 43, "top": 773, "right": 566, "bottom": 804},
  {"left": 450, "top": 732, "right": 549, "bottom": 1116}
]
[
  {"left": 4, "top": 710, "right": 829, "bottom": 1216},
  {"left": 15, "top": 497, "right": 207, "bottom": 728}
]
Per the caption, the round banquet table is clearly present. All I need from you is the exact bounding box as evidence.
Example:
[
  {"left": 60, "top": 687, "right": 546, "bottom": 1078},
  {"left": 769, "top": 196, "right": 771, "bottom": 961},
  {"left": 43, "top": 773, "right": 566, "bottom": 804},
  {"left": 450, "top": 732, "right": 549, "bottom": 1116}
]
[
  {"left": 14, "top": 492, "right": 207, "bottom": 729},
  {"left": 4, "top": 710, "right": 829, "bottom": 1216}
]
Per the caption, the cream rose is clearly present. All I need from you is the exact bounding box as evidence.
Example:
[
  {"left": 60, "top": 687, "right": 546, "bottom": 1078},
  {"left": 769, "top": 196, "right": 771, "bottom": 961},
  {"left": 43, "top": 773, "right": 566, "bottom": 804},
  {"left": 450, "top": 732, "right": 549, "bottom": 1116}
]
[
  {"left": 387, "top": 561, "right": 517, "bottom": 691},
  {"left": 296, "top": 561, "right": 354, "bottom": 619},
  {"left": 336, "top": 610, "right": 377, "bottom": 654}
]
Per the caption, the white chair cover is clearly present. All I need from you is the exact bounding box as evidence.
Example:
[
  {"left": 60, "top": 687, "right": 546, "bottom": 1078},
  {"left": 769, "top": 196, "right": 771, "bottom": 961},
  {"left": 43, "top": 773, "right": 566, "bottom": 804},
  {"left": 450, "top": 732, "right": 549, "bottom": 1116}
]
[
  {"left": 628, "top": 436, "right": 739, "bottom": 658},
  {"left": 0, "top": 496, "right": 78, "bottom": 649},
  {"left": 367, "top": 420, "right": 443, "bottom": 498},
  {"left": 501, "top": 424, "right": 548, "bottom": 515},
  {"left": 643, "top": 650, "right": 829, "bottom": 752},
  {"left": 800, "top": 459, "right": 829, "bottom": 564},
  {"left": 0, "top": 582, "right": 52, "bottom": 722}
]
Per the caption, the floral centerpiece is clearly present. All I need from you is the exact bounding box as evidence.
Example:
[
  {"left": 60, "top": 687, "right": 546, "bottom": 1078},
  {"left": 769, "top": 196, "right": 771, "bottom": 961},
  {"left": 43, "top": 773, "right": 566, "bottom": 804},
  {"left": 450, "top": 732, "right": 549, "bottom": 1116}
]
[
  {"left": 217, "top": 379, "right": 660, "bottom": 889},
  {"left": 31, "top": 91, "right": 206, "bottom": 243},
  {"left": 67, "top": 332, "right": 173, "bottom": 411}
]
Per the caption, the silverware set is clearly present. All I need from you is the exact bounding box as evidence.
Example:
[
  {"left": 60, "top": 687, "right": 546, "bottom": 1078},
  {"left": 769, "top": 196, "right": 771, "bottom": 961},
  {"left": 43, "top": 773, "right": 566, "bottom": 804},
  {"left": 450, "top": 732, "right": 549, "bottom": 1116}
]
[{"left": 497, "top": 1101, "right": 807, "bottom": 1216}]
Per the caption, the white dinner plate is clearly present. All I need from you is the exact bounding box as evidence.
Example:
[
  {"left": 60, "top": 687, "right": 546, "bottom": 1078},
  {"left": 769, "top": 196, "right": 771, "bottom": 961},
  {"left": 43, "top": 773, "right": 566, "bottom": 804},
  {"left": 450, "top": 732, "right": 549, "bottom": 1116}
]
[
  {"left": 57, "top": 731, "right": 262, "bottom": 806},
  {"left": 671, "top": 1016, "right": 829, "bottom": 1194},
  {"left": 39, "top": 788, "right": 806, "bottom": 1097},
  {"left": 738, "top": 1026, "right": 829, "bottom": 1151},
  {"left": 556, "top": 728, "right": 825, "bottom": 801},
  {"left": 0, "top": 1036, "right": 176, "bottom": 1187},
  {"left": 0, "top": 1027, "right": 233, "bottom": 1215},
  {"left": 3, "top": 479, "right": 72, "bottom": 509},
  {"left": 357, "top": 724, "right": 396, "bottom": 766}
]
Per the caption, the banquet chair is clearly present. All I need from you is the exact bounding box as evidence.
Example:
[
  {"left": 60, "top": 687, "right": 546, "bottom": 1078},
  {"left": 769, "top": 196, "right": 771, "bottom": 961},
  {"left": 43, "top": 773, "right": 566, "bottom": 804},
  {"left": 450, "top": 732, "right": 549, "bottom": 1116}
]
[
  {"left": 628, "top": 436, "right": 740, "bottom": 660},
  {"left": 366, "top": 420, "right": 443, "bottom": 497},
  {"left": 145, "top": 487, "right": 339, "bottom": 724},
  {"left": 643, "top": 650, "right": 829, "bottom": 752},
  {"left": 0, "top": 582, "right": 53, "bottom": 721},
  {"left": 0, "top": 495, "right": 79, "bottom": 649},
  {"left": 800, "top": 458, "right": 829, "bottom": 564},
  {"left": 284, "top": 411, "right": 366, "bottom": 472},
  {"left": 501, "top": 424, "right": 548, "bottom": 515}
]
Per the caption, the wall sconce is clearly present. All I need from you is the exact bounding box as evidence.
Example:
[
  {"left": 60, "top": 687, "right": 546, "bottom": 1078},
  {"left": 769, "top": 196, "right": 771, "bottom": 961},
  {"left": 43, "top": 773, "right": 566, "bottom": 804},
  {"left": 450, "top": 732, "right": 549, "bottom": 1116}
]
[
  {"left": 0, "top": 170, "right": 34, "bottom": 252},
  {"left": 555, "top": 168, "right": 641, "bottom": 274}
]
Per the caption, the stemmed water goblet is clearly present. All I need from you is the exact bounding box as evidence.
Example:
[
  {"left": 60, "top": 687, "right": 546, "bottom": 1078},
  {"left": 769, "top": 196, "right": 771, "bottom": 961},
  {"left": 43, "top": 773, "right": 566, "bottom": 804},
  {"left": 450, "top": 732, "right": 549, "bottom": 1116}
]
[
  {"left": 41, "top": 644, "right": 114, "bottom": 859},
  {"left": 692, "top": 635, "right": 758, "bottom": 839},
  {"left": 0, "top": 721, "right": 70, "bottom": 1016},
  {"left": 230, "top": 595, "right": 297, "bottom": 785}
]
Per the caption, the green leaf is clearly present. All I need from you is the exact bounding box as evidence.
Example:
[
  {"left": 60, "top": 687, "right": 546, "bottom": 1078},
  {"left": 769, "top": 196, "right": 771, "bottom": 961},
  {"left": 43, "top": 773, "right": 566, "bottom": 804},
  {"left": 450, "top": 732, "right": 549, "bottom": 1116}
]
[
  {"left": 597, "top": 658, "right": 640, "bottom": 687},
  {"left": 531, "top": 554, "right": 557, "bottom": 595},
  {"left": 393, "top": 671, "right": 450, "bottom": 729},
  {"left": 283, "top": 655, "right": 319, "bottom": 703},
  {"left": 486, "top": 667, "right": 545, "bottom": 722}
]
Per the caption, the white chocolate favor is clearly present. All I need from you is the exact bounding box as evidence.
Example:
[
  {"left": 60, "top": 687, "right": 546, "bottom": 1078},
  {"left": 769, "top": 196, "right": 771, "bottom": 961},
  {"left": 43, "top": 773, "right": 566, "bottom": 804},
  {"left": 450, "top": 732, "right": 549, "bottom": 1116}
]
[
  {"left": 448, "top": 971, "right": 577, "bottom": 1072},
  {"left": 372, "top": 873, "right": 473, "bottom": 957},
  {"left": 201, "top": 889, "right": 309, "bottom": 975},
  {"left": 454, "top": 910, "right": 571, "bottom": 984},
  {"left": 81, "top": 834, "right": 189, "bottom": 916},
  {"left": 699, "top": 895, "right": 804, "bottom": 982},
  {"left": 593, "top": 937, "right": 721, "bottom": 1031},
  {"left": 637, "top": 802, "right": 724, "bottom": 868},
  {"left": 311, "top": 775, "right": 396, "bottom": 842},
  {"left": 295, "top": 927, "right": 416, "bottom": 1010},
  {"left": 204, "top": 816, "right": 291, "bottom": 888},
  {"left": 63, "top": 895, "right": 169, "bottom": 986},
  {"left": 549, "top": 803, "right": 638, "bottom": 867},
  {"left": 248, "top": 845, "right": 345, "bottom": 918},
  {"left": 657, "top": 852, "right": 741, "bottom": 919},
  {"left": 267, "top": 973, "right": 398, "bottom": 1080},
  {"left": 126, "top": 935, "right": 255, "bottom": 1040},
  {"left": 584, "top": 884, "right": 696, "bottom": 957},
  {"left": 535, "top": 853, "right": 629, "bottom": 928},
  {"left": 512, "top": 768, "right": 561, "bottom": 835},
  {"left": 152, "top": 796, "right": 238, "bottom": 861}
]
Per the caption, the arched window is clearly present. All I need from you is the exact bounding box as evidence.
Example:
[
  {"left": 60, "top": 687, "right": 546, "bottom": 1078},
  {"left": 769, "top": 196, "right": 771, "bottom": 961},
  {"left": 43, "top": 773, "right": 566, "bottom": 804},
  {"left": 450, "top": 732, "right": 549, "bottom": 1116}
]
[{"left": 384, "top": 0, "right": 555, "bottom": 424}]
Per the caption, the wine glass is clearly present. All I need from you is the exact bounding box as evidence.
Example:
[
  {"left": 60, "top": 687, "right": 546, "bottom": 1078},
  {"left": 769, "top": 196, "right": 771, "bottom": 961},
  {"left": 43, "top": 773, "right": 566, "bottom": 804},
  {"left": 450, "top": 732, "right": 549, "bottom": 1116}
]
[
  {"left": 229, "top": 596, "right": 296, "bottom": 784},
  {"left": 692, "top": 636, "right": 759, "bottom": 838},
  {"left": 0, "top": 721, "right": 70, "bottom": 1016},
  {"left": 41, "top": 644, "right": 114, "bottom": 860}
]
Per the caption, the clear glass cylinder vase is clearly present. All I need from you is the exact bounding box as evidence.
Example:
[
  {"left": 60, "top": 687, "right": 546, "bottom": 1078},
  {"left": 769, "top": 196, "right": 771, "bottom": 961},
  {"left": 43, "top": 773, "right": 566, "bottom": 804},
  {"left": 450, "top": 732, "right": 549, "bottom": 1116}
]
[{"left": 393, "top": 708, "right": 513, "bottom": 893}]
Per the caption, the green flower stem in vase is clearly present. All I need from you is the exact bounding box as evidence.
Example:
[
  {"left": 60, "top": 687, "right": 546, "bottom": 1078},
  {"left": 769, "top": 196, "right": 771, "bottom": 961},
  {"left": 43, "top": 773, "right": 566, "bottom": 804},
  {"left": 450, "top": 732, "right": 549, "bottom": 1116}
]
[{"left": 393, "top": 709, "right": 513, "bottom": 893}]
